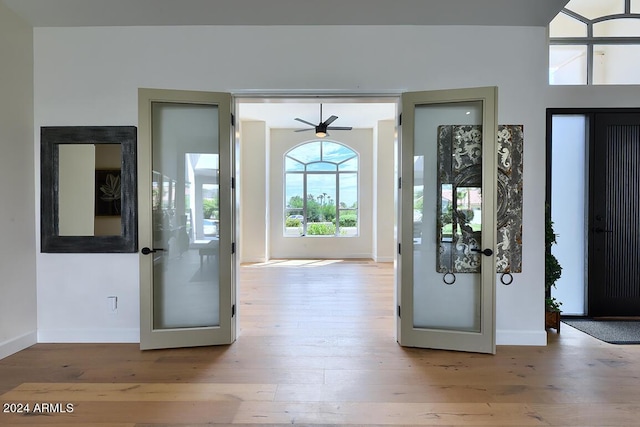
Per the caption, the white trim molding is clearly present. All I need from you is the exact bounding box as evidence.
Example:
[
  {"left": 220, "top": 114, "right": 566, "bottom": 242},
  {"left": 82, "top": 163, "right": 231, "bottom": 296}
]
[
  {"left": 37, "top": 329, "right": 139, "bottom": 344},
  {"left": 0, "top": 331, "right": 37, "bottom": 360},
  {"left": 497, "top": 329, "right": 547, "bottom": 346}
]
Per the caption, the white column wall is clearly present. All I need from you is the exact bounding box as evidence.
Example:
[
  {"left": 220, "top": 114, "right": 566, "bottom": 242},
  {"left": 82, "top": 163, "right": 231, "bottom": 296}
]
[
  {"left": 34, "top": 25, "right": 549, "bottom": 345},
  {"left": 375, "top": 120, "right": 397, "bottom": 262},
  {"left": 240, "top": 120, "right": 268, "bottom": 263},
  {"left": 0, "top": 2, "right": 36, "bottom": 359}
]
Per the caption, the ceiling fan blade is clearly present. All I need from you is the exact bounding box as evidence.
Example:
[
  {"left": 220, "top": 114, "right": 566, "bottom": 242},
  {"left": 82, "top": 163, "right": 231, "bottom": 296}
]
[
  {"left": 323, "top": 115, "right": 338, "bottom": 126},
  {"left": 327, "top": 126, "right": 353, "bottom": 131},
  {"left": 294, "top": 128, "right": 314, "bottom": 132},
  {"left": 295, "top": 118, "right": 316, "bottom": 127}
]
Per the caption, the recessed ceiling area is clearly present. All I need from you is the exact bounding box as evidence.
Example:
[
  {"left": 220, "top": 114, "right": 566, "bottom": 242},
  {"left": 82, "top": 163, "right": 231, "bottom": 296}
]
[
  {"left": 238, "top": 100, "right": 397, "bottom": 131},
  {"left": 2, "top": 0, "right": 569, "bottom": 27}
]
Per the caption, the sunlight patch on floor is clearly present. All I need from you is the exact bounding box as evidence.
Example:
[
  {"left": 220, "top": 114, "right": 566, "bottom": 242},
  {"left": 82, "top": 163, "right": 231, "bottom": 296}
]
[{"left": 244, "top": 259, "right": 344, "bottom": 268}]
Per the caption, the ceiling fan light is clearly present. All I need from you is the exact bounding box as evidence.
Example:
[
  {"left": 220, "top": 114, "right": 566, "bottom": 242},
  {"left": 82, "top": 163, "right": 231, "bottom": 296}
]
[{"left": 315, "top": 125, "right": 327, "bottom": 138}]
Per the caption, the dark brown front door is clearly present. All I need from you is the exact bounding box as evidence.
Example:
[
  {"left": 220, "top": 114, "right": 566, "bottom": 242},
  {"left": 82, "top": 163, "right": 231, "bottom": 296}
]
[{"left": 589, "top": 112, "right": 640, "bottom": 316}]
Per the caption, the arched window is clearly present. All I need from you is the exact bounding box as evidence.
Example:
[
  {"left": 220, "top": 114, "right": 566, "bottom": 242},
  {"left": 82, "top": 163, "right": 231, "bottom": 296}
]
[
  {"left": 549, "top": 0, "right": 640, "bottom": 84},
  {"left": 284, "top": 140, "right": 359, "bottom": 237}
]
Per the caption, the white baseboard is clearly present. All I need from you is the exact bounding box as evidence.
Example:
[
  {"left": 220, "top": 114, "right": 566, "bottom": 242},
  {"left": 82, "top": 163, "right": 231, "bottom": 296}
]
[
  {"left": 0, "top": 331, "right": 37, "bottom": 360},
  {"left": 17, "top": 328, "right": 545, "bottom": 347},
  {"left": 373, "top": 256, "right": 395, "bottom": 263},
  {"left": 37, "top": 328, "right": 139, "bottom": 343},
  {"left": 497, "top": 329, "right": 547, "bottom": 346}
]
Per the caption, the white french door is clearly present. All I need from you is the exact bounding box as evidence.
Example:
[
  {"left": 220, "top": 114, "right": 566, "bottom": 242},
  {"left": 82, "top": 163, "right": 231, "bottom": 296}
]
[
  {"left": 397, "top": 87, "right": 498, "bottom": 354},
  {"left": 138, "top": 88, "right": 236, "bottom": 350}
]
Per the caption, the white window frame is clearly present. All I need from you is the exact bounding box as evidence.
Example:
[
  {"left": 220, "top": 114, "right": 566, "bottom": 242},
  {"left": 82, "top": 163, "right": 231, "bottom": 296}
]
[{"left": 284, "top": 140, "right": 359, "bottom": 237}]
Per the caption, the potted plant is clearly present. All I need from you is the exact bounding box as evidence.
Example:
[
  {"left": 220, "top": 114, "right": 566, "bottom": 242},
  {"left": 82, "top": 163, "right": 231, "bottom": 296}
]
[{"left": 545, "top": 204, "right": 562, "bottom": 331}]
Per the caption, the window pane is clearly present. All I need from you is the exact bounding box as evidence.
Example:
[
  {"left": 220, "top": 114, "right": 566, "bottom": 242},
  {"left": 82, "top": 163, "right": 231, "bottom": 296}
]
[
  {"left": 339, "top": 156, "right": 358, "bottom": 171},
  {"left": 549, "top": 12, "right": 587, "bottom": 37},
  {"left": 633, "top": 0, "right": 640, "bottom": 13},
  {"left": 565, "top": 0, "right": 622, "bottom": 19},
  {"left": 549, "top": 45, "right": 587, "bottom": 84},
  {"left": 307, "top": 162, "right": 337, "bottom": 172},
  {"left": 322, "top": 141, "right": 357, "bottom": 163},
  {"left": 283, "top": 141, "right": 359, "bottom": 238},
  {"left": 594, "top": 19, "right": 640, "bottom": 37},
  {"left": 307, "top": 174, "right": 336, "bottom": 235},
  {"left": 551, "top": 115, "right": 587, "bottom": 315},
  {"left": 284, "top": 173, "right": 304, "bottom": 236},
  {"left": 339, "top": 173, "right": 358, "bottom": 236},
  {"left": 285, "top": 156, "right": 304, "bottom": 171},
  {"left": 287, "top": 141, "right": 321, "bottom": 163},
  {"left": 593, "top": 44, "right": 640, "bottom": 84}
]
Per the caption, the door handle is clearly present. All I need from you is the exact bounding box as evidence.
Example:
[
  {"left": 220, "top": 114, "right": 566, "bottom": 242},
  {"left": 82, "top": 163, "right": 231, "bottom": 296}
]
[
  {"left": 592, "top": 227, "right": 613, "bottom": 233},
  {"left": 471, "top": 248, "right": 493, "bottom": 256},
  {"left": 141, "top": 247, "right": 165, "bottom": 255}
]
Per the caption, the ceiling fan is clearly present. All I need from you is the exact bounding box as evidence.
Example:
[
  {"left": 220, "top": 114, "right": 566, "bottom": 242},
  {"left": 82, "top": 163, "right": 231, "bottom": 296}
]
[{"left": 294, "top": 104, "right": 353, "bottom": 137}]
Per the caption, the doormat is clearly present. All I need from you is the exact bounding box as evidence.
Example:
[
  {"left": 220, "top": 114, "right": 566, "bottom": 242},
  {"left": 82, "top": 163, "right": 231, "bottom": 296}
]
[{"left": 562, "top": 319, "right": 640, "bottom": 344}]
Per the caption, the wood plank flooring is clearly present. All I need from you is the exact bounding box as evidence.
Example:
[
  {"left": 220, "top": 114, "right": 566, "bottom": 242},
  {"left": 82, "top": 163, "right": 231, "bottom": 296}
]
[{"left": 1, "top": 260, "right": 640, "bottom": 426}]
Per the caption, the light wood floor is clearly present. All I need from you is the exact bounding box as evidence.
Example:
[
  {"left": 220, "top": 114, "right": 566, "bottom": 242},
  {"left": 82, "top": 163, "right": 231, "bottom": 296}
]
[{"left": 1, "top": 260, "right": 640, "bottom": 426}]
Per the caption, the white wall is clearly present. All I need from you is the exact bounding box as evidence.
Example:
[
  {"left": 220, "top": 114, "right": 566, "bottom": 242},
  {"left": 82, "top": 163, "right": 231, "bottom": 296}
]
[
  {"left": 269, "top": 128, "right": 374, "bottom": 259},
  {"left": 240, "top": 118, "right": 395, "bottom": 263},
  {"left": 240, "top": 120, "right": 268, "bottom": 263},
  {"left": 0, "top": 2, "right": 36, "bottom": 359},
  {"left": 34, "top": 25, "right": 549, "bottom": 345},
  {"left": 374, "top": 120, "right": 396, "bottom": 262},
  {"left": 547, "top": 86, "right": 640, "bottom": 108}
]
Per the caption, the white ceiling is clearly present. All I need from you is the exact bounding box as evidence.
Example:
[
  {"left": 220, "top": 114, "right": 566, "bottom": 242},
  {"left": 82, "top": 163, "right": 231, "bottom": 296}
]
[
  {"left": 3, "top": 0, "right": 569, "bottom": 27},
  {"left": 238, "top": 100, "right": 397, "bottom": 130}
]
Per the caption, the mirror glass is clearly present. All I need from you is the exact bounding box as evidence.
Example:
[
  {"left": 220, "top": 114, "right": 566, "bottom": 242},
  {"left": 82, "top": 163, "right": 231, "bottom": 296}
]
[
  {"left": 58, "top": 144, "right": 122, "bottom": 236},
  {"left": 41, "top": 126, "right": 137, "bottom": 253}
]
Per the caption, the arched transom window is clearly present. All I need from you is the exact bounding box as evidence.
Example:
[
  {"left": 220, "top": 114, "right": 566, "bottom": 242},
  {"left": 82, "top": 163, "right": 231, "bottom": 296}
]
[
  {"left": 549, "top": 0, "right": 640, "bottom": 84},
  {"left": 284, "top": 140, "right": 359, "bottom": 237}
]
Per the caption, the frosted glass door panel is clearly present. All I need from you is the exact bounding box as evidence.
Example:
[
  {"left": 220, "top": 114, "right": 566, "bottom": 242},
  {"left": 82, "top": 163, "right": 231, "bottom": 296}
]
[
  {"left": 551, "top": 115, "right": 586, "bottom": 315},
  {"left": 413, "top": 101, "right": 483, "bottom": 332},
  {"left": 399, "top": 87, "right": 496, "bottom": 354},
  {"left": 151, "top": 103, "right": 220, "bottom": 329}
]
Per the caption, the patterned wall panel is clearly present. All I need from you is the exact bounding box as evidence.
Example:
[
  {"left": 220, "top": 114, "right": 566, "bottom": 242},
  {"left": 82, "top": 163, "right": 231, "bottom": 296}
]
[{"left": 436, "top": 124, "right": 523, "bottom": 274}]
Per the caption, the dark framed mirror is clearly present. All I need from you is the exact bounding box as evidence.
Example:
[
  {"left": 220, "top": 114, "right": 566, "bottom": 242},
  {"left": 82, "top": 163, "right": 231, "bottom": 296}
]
[{"left": 41, "top": 126, "right": 137, "bottom": 253}]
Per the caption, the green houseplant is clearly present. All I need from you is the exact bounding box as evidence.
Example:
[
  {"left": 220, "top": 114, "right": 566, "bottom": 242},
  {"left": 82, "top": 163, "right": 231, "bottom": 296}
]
[{"left": 545, "top": 204, "right": 563, "bottom": 330}]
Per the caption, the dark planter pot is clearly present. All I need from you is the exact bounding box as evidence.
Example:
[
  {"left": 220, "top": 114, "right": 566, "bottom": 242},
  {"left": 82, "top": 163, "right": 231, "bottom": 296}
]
[{"left": 545, "top": 311, "right": 561, "bottom": 332}]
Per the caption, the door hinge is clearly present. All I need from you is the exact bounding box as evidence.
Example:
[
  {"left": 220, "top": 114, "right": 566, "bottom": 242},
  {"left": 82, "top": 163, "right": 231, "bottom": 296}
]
[
  {"left": 231, "top": 113, "right": 235, "bottom": 127},
  {"left": 398, "top": 243, "right": 401, "bottom": 255},
  {"left": 231, "top": 242, "right": 236, "bottom": 254},
  {"left": 398, "top": 113, "right": 402, "bottom": 126},
  {"left": 398, "top": 305, "right": 401, "bottom": 318},
  {"left": 232, "top": 304, "right": 236, "bottom": 317},
  {"left": 231, "top": 177, "right": 236, "bottom": 189},
  {"left": 398, "top": 177, "right": 402, "bottom": 189}
]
